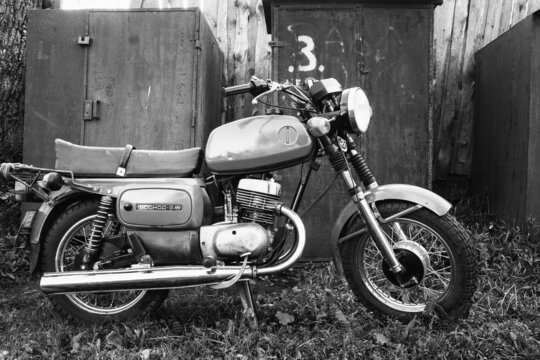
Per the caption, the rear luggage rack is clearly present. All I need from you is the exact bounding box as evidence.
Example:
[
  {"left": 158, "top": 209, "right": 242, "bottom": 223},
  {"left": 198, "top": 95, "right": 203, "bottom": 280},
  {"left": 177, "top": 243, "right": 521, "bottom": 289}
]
[{"left": 0, "top": 163, "right": 77, "bottom": 202}]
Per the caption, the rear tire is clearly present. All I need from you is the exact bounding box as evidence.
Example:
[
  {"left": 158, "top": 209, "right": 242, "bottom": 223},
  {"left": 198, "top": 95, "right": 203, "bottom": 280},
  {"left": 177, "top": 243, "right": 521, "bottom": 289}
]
[
  {"left": 41, "top": 199, "right": 168, "bottom": 323},
  {"left": 339, "top": 201, "right": 477, "bottom": 320}
]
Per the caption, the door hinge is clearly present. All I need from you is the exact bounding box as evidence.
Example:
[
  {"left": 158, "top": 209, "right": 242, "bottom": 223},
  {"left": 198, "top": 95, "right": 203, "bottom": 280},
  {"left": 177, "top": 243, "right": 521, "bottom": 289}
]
[
  {"left": 83, "top": 100, "right": 100, "bottom": 121},
  {"left": 77, "top": 35, "right": 91, "bottom": 46},
  {"left": 194, "top": 39, "right": 202, "bottom": 50},
  {"left": 269, "top": 41, "right": 285, "bottom": 48},
  {"left": 191, "top": 110, "right": 197, "bottom": 128}
]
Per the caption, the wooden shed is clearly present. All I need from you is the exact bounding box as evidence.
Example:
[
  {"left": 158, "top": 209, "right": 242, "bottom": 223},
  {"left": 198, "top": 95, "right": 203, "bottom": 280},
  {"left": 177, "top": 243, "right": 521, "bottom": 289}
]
[
  {"left": 23, "top": 1, "right": 441, "bottom": 260},
  {"left": 23, "top": 8, "right": 223, "bottom": 168},
  {"left": 264, "top": 0, "right": 441, "bottom": 258},
  {"left": 472, "top": 10, "right": 540, "bottom": 226}
]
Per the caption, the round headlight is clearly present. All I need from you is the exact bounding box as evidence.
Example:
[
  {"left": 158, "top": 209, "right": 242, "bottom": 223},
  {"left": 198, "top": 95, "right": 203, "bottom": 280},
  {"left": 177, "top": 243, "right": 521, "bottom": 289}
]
[{"left": 340, "top": 87, "right": 372, "bottom": 134}]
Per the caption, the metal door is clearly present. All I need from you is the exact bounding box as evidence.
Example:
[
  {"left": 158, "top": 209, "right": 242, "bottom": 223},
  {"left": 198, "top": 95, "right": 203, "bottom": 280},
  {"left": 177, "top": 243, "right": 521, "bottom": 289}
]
[
  {"left": 272, "top": 4, "right": 432, "bottom": 259},
  {"left": 273, "top": 6, "right": 358, "bottom": 259},
  {"left": 83, "top": 10, "right": 197, "bottom": 150},
  {"left": 24, "top": 10, "right": 87, "bottom": 168}
]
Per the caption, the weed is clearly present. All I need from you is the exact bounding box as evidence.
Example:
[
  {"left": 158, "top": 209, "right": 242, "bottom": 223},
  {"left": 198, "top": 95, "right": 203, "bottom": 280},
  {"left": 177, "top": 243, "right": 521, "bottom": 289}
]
[{"left": 0, "top": 200, "right": 539, "bottom": 359}]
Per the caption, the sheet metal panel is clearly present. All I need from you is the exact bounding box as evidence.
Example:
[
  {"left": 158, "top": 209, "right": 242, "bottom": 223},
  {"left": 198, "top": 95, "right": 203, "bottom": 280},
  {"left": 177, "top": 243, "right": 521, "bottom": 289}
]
[
  {"left": 24, "top": 9, "right": 223, "bottom": 168},
  {"left": 24, "top": 10, "right": 86, "bottom": 168},
  {"left": 83, "top": 10, "right": 197, "bottom": 150},
  {"left": 271, "top": 3, "right": 434, "bottom": 259},
  {"left": 360, "top": 6, "right": 431, "bottom": 186},
  {"left": 473, "top": 11, "right": 540, "bottom": 226}
]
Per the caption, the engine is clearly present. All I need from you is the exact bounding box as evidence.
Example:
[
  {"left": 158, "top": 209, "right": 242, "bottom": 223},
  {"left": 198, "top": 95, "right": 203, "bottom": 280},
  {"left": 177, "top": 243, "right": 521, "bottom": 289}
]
[
  {"left": 236, "top": 178, "right": 281, "bottom": 225},
  {"left": 199, "top": 178, "right": 282, "bottom": 264}
]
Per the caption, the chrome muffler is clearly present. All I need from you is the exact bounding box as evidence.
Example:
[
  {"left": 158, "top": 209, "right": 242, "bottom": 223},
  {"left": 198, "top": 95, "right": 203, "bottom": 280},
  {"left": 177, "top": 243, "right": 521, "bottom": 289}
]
[
  {"left": 40, "top": 265, "right": 252, "bottom": 294},
  {"left": 40, "top": 205, "right": 305, "bottom": 294}
]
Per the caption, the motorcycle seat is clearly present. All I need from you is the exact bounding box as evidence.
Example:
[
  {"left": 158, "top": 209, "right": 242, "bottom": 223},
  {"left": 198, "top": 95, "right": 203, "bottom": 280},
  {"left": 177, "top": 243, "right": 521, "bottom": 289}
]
[{"left": 54, "top": 139, "right": 203, "bottom": 178}]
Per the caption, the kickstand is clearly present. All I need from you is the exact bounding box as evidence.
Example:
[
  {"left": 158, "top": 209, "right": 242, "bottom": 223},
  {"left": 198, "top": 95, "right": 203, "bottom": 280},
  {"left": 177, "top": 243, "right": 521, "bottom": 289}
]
[{"left": 236, "top": 280, "right": 258, "bottom": 330}]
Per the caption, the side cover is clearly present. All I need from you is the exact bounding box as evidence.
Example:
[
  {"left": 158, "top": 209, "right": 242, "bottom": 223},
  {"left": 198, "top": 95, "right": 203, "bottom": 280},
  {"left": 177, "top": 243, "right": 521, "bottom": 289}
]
[{"left": 117, "top": 184, "right": 204, "bottom": 229}]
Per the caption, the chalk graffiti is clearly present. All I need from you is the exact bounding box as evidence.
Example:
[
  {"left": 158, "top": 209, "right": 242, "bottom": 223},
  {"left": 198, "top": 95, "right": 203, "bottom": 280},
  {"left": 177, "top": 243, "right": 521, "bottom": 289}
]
[
  {"left": 284, "top": 22, "right": 350, "bottom": 86},
  {"left": 297, "top": 35, "right": 317, "bottom": 72}
]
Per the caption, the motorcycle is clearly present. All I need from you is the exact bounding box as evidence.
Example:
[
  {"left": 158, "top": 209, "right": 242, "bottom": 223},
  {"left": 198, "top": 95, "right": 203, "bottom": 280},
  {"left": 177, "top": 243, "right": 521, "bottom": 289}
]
[{"left": 0, "top": 77, "right": 477, "bottom": 327}]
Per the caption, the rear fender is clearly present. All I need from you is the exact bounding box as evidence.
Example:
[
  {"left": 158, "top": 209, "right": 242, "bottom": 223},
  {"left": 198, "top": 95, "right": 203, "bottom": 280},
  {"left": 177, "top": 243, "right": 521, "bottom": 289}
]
[
  {"left": 28, "top": 187, "right": 98, "bottom": 273},
  {"left": 331, "top": 184, "right": 451, "bottom": 275}
]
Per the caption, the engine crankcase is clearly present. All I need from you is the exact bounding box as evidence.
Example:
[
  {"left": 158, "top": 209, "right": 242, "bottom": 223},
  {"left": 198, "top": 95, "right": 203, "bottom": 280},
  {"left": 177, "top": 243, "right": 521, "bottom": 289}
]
[{"left": 200, "top": 223, "right": 270, "bottom": 260}]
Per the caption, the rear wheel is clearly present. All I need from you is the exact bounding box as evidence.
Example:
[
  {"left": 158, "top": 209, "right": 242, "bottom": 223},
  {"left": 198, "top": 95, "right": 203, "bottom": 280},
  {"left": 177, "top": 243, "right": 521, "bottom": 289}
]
[
  {"left": 339, "top": 201, "right": 477, "bottom": 320},
  {"left": 41, "top": 199, "right": 168, "bottom": 322}
]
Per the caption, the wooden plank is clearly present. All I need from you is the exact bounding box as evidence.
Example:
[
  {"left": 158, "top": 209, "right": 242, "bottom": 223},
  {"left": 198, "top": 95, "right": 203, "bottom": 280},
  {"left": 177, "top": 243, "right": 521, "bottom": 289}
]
[
  {"left": 254, "top": 0, "right": 272, "bottom": 115},
  {"left": 526, "top": 0, "right": 540, "bottom": 14},
  {"left": 498, "top": 0, "right": 516, "bottom": 34},
  {"left": 231, "top": 0, "right": 259, "bottom": 119},
  {"left": 434, "top": 0, "right": 468, "bottom": 179},
  {"left": 432, "top": 0, "right": 456, "bottom": 178},
  {"left": 511, "top": 0, "right": 530, "bottom": 25},
  {"left": 452, "top": 0, "right": 489, "bottom": 175},
  {"left": 482, "top": 0, "right": 504, "bottom": 46}
]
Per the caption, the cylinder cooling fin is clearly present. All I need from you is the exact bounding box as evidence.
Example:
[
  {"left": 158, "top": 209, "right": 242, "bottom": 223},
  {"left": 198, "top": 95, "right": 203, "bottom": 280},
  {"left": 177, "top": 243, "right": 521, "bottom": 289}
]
[{"left": 236, "top": 178, "right": 281, "bottom": 225}]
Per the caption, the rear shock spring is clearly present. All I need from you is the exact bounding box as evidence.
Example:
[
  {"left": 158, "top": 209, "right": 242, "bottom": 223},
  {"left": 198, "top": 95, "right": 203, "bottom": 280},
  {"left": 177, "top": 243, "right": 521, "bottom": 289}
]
[{"left": 82, "top": 196, "right": 114, "bottom": 269}]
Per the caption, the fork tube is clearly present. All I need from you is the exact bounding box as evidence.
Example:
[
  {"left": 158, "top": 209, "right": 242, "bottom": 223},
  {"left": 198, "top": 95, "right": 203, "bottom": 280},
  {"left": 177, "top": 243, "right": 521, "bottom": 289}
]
[
  {"left": 340, "top": 170, "right": 404, "bottom": 274},
  {"left": 319, "top": 135, "right": 403, "bottom": 274}
]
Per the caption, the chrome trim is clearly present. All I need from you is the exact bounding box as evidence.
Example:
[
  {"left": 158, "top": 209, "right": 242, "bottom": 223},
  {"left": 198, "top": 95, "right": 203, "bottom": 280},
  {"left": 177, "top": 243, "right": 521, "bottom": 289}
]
[
  {"left": 331, "top": 184, "right": 451, "bottom": 276},
  {"left": 257, "top": 205, "right": 306, "bottom": 276},
  {"left": 379, "top": 204, "right": 423, "bottom": 224},
  {"left": 40, "top": 265, "right": 252, "bottom": 294},
  {"left": 40, "top": 205, "right": 306, "bottom": 294},
  {"left": 366, "top": 184, "right": 451, "bottom": 215},
  {"left": 356, "top": 198, "right": 403, "bottom": 273},
  {"left": 72, "top": 177, "right": 205, "bottom": 197}
]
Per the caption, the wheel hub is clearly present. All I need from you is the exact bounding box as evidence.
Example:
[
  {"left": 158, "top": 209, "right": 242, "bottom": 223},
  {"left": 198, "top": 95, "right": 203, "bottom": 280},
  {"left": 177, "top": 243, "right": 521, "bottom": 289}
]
[{"left": 382, "top": 241, "right": 430, "bottom": 288}]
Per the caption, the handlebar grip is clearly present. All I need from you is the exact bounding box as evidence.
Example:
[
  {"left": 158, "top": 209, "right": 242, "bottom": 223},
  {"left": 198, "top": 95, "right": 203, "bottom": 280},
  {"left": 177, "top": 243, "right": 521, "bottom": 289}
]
[{"left": 223, "top": 83, "right": 252, "bottom": 96}]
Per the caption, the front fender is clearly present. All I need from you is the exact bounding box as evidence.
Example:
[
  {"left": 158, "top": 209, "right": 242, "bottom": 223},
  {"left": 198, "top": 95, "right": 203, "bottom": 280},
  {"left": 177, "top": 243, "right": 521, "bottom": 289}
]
[
  {"left": 331, "top": 184, "right": 451, "bottom": 275},
  {"left": 28, "top": 187, "right": 96, "bottom": 273}
]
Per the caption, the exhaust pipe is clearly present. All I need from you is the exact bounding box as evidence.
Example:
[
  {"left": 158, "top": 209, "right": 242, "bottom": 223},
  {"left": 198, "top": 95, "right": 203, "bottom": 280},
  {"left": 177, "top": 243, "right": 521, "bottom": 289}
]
[
  {"left": 40, "top": 265, "right": 252, "bottom": 294},
  {"left": 40, "top": 205, "right": 305, "bottom": 294}
]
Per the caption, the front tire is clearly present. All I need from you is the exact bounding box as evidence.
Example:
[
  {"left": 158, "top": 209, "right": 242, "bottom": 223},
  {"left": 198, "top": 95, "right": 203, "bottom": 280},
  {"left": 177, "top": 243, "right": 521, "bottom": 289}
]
[
  {"left": 41, "top": 199, "right": 168, "bottom": 323},
  {"left": 339, "top": 201, "right": 477, "bottom": 320}
]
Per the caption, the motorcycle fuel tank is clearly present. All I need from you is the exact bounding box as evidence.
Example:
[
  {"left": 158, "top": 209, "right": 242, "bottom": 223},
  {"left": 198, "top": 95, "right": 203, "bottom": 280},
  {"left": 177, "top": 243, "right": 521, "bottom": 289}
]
[{"left": 205, "top": 115, "right": 314, "bottom": 174}]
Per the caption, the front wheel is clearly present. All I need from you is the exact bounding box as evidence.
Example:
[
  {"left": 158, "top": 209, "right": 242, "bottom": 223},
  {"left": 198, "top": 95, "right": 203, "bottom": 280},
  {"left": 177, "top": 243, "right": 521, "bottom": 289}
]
[
  {"left": 339, "top": 201, "right": 477, "bottom": 320},
  {"left": 41, "top": 199, "right": 169, "bottom": 323}
]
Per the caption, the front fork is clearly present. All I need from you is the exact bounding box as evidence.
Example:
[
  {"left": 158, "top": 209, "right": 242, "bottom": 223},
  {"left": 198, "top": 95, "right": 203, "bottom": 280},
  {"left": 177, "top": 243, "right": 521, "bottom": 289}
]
[
  {"left": 321, "top": 135, "right": 404, "bottom": 275},
  {"left": 339, "top": 170, "right": 404, "bottom": 274}
]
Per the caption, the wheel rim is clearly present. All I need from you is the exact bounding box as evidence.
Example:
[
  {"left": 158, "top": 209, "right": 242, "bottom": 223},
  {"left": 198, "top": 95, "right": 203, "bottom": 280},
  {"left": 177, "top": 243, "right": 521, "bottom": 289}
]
[
  {"left": 357, "top": 217, "right": 456, "bottom": 313},
  {"left": 55, "top": 215, "right": 147, "bottom": 315}
]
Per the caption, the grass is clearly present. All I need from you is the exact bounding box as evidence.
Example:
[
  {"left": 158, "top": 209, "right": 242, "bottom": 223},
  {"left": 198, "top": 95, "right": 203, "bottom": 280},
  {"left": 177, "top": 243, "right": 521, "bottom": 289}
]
[{"left": 0, "top": 196, "right": 539, "bottom": 359}]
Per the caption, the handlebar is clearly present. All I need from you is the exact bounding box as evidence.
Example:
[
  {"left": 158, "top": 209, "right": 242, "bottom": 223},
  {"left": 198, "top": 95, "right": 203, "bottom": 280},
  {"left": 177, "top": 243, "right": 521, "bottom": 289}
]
[
  {"left": 222, "top": 77, "right": 271, "bottom": 97},
  {"left": 223, "top": 83, "right": 252, "bottom": 96},
  {"left": 222, "top": 76, "right": 314, "bottom": 110}
]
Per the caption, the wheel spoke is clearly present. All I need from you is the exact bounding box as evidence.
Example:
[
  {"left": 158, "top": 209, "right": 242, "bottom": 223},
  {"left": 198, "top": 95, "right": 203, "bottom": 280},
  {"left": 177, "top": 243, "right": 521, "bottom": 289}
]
[
  {"left": 55, "top": 214, "right": 148, "bottom": 315},
  {"left": 351, "top": 214, "right": 459, "bottom": 313}
]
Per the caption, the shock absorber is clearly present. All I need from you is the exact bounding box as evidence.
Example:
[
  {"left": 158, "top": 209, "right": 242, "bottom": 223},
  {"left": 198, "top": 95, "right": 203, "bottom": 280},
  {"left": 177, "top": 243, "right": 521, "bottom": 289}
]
[{"left": 81, "top": 196, "right": 114, "bottom": 270}]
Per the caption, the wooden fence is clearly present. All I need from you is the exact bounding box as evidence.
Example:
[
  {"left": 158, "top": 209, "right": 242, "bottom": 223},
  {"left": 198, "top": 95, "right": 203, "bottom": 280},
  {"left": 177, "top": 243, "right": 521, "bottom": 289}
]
[
  {"left": 434, "top": 0, "right": 540, "bottom": 179},
  {"left": 5, "top": 0, "right": 540, "bottom": 182},
  {"left": 119, "top": 0, "right": 540, "bottom": 180}
]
